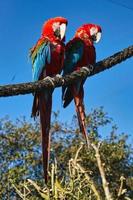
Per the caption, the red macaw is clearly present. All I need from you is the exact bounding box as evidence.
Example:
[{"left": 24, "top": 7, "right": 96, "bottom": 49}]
[
  {"left": 30, "top": 17, "right": 67, "bottom": 183},
  {"left": 62, "top": 24, "right": 102, "bottom": 145}
]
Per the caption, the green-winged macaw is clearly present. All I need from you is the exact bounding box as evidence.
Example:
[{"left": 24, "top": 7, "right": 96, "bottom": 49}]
[
  {"left": 30, "top": 17, "right": 68, "bottom": 183},
  {"left": 62, "top": 24, "right": 102, "bottom": 145}
]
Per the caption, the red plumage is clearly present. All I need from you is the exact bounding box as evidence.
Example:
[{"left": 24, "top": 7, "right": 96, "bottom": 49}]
[
  {"left": 63, "top": 24, "right": 102, "bottom": 146},
  {"left": 30, "top": 17, "right": 67, "bottom": 183}
]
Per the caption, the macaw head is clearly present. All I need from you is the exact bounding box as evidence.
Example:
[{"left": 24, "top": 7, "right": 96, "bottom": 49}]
[
  {"left": 41, "top": 17, "right": 68, "bottom": 41},
  {"left": 75, "top": 23, "right": 102, "bottom": 44}
]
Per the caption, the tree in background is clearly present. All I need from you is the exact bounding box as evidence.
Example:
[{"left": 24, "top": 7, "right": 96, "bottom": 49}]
[{"left": 0, "top": 107, "right": 132, "bottom": 199}]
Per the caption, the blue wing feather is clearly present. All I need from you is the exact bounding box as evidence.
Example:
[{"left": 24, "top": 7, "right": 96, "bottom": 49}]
[
  {"left": 62, "top": 39, "right": 84, "bottom": 107},
  {"left": 32, "top": 41, "right": 51, "bottom": 81},
  {"left": 63, "top": 39, "right": 84, "bottom": 76}
]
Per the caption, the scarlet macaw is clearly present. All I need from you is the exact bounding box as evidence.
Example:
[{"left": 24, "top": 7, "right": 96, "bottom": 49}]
[
  {"left": 30, "top": 17, "right": 67, "bottom": 183},
  {"left": 62, "top": 24, "right": 102, "bottom": 145}
]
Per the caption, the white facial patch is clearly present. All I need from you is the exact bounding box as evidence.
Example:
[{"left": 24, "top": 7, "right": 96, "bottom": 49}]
[
  {"left": 60, "top": 23, "right": 66, "bottom": 40},
  {"left": 90, "top": 27, "right": 97, "bottom": 36},
  {"left": 52, "top": 22, "right": 60, "bottom": 32}
]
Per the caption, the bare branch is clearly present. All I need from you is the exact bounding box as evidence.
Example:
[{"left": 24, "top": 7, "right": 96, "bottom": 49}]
[
  {"left": 91, "top": 143, "right": 113, "bottom": 200},
  {"left": 117, "top": 176, "right": 127, "bottom": 199},
  {"left": 0, "top": 45, "right": 133, "bottom": 97},
  {"left": 76, "top": 163, "right": 101, "bottom": 200},
  {"left": 73, "top": 143, "right": 84, "bottom": 164},
  {"left": 70, "top": 144, "right": 101, "bottom": 200}
]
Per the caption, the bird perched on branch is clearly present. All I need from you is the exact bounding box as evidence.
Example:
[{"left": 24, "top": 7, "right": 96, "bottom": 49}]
[
  {"left": 30, "top": 17, "right": 67, "bottom": 183},
  {"left": 62, "top": 23, "right": 102, "bottom": 146}
]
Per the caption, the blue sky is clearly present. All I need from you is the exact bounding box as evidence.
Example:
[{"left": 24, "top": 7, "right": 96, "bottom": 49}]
[{"left": 0, "top": 0, "right": 133, "bottom": 136}]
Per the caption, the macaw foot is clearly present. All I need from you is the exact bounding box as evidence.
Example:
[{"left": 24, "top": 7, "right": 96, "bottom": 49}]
[
  {"left": 55, "top": 74, "right": 65, "bottom": 84},
  {"left": 43, "top": 76, "right": 54, "bottom": 86}
]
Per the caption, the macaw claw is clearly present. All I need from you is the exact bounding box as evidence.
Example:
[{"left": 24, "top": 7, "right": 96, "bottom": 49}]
[
  {"left": 82, "top": 65, "right": 94, "bottom": 73},
  {"left": 55, "top": 74, "right": 65, "bottom": 84},
  {"left": 82, "top": 66, "right": 91, "bottom": 73},
  {"left": 43, "top": 76, "right": 55, "bottom": 86},
  {"left": 55, "top": 74, "right": 62, "bottom": 78}
]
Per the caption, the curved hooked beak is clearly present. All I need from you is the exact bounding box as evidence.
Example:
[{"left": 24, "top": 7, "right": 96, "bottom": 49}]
[
  {"left": 60, "top": 23, "right": 67, "bottom": 40},
  {"left": 95, "top": 32, "right": 102, "bottom": 43}
]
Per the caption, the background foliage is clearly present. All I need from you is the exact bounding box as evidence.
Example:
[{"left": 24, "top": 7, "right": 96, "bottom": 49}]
[{"left": 0, "top": 108, "right": 132, "bottom": 199}]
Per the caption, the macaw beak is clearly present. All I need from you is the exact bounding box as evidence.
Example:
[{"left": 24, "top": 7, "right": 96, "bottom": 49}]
[
  {"left": 60, "top": 23, "right": 67, "bottom": 40},
  {"left": 95, "top": 32, "right": 102, "bottom": 43}
]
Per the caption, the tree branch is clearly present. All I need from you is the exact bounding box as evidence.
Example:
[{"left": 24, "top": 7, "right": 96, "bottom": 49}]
[
  {"left": 70, "top": 144, "right": 101, "bottom": 200},
  {"left": 117, "top": 176, "right": 127, "bottom": 199},
  {"left": 0, "top": 45, "right": 133, "bottom": 97},
  {"left": 91, "top": 143, "right": 113, "bottom": 200}
]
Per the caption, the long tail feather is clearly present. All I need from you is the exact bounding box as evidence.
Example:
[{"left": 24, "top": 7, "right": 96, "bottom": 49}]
[
  {"left": 39, "top": 92, "right": 52, "bottom": 183},
  {"left": 62, "top": 86, "right": 73, "bottom": 108},
  {"left": 73, "top": 87, "right": 90, "bottom": 147},
  {"left": 31, "top": 93, "right": 39, "bottom": 118},
  {"left": 31, "top": 90, "right": 52, "bottom": 183}
]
